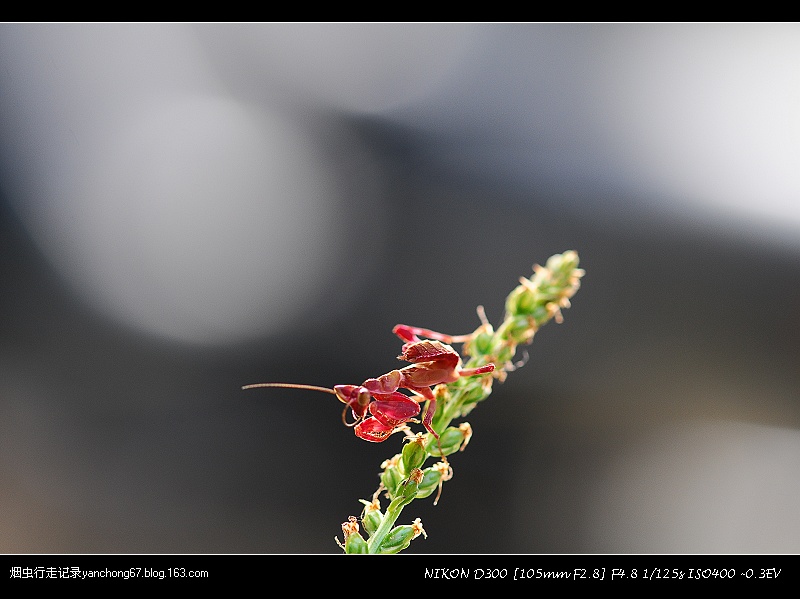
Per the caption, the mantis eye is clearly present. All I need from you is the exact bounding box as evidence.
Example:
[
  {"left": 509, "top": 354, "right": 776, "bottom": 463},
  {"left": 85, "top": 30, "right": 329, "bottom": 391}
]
[
  {"left": 332, "top": 385, "right": 371, "bottom": 420},
  {"left": 357, "top": 389, "right": 371, "bottom": 409}
]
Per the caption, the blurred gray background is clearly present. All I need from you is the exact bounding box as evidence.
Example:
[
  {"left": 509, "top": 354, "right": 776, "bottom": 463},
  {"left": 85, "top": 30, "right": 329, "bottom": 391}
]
[{"left": 1, "top": 23, "right": 799, "bottom": 554}]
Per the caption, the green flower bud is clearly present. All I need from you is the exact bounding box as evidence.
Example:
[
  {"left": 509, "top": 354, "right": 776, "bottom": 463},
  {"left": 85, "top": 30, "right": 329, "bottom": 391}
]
[
  {"left": 377, "top": 525, "right": 416, "bottom": 554},
  {"left": 341, "top": 516, "right": 368, "bottom": 554},
  {"left": 503, "top": 314, "right": 537, "bottom": 344},
  {"left": 380, "top": 462, "right": 403, "bottom": 498},
  {"left": 344, "top": 532, "right": 368, "bottom": 554},
  {"left": 428, "top": 385, "right": 451, "bottom": 433},
  {"left": 469, "top": 330, "right": 495, "bottom": 356},
  {"left": 547, "top": 250, "right": 580, "bottom": 277},
  {"left": 359, "top": 503, "right": 383, "bottom": 537},
  {"left": 414, "top": 467, "right": 442, "bottom": 499},
  {"left": 430, "top": 405, "right": 446, "bottom": 432},
  {"left": 397, "top": 467, "right": 423, "bottom": 500},
  {"left": 377, "top": 518, "right": 426, "bottom": 554},
  {"left": 426, "top": 426, "right": 466, "bottom": 457},
  {"left": 506, "top": 285, "right": 537, "bottom": 316},
  {"left": 458, "top": 379, "right": 492, "bottom": 407},
  {"left": 401, "top": 436, "right": 427, "bottom": 474}
]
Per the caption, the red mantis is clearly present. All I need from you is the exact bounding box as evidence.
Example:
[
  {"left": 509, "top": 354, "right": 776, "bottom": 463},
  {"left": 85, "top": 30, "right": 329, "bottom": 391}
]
[{"left": 242, "top": 324, "right": 495, "bottom": 443}]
